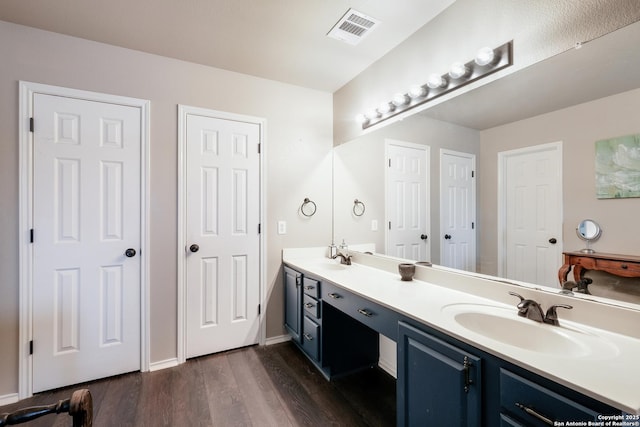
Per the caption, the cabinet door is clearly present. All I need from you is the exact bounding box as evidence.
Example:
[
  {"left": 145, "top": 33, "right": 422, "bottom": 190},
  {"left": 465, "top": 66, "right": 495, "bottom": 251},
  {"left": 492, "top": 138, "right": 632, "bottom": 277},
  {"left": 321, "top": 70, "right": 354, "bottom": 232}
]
[
  {"left": 284, "top": 266, "right": 302, "bottom": 343},
  {"left": 398, "top": 321, "right": 482, "bottom": 427}
]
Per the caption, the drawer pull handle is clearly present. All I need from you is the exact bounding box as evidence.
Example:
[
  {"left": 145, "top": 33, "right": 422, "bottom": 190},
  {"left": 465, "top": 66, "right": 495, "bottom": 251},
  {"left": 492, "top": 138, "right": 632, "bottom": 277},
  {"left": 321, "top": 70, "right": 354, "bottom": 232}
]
[
  {"left": 303, "top": 333, "right": 313, "bottom": 341},
  {"left": 463, "top": 356, "right": 473, "bottom": 393},
  {"left": 357, "top": 308, "right": 373, "bottom": 317},
  {"left": 515, "top": 402, "right": 553, "bottom": 426},
  {"left": 328, "top": 293, "right": 342, "bottom": 299},
  {"left": 304, "top": 303, "right": 314, "bottom": 308},
  {"left": 304, "top": 285, "right": 315, "bottom": 290},
  {"left": 621, "top": 264, "right": 628, "bottom": 269}
]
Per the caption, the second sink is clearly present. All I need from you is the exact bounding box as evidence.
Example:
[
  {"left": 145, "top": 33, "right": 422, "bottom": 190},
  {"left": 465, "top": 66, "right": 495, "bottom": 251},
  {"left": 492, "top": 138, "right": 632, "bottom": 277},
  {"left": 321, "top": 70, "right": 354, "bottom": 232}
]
[{"left": 441, "top": 303, "right": 619, "bottom": 359}]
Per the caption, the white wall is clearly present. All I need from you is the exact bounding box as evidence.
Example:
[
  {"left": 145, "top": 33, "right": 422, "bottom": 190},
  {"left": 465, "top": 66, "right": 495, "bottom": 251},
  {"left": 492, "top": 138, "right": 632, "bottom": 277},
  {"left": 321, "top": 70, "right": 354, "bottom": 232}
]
[{"left": 0, "top": 20, "right": 333, "bottom": 397}]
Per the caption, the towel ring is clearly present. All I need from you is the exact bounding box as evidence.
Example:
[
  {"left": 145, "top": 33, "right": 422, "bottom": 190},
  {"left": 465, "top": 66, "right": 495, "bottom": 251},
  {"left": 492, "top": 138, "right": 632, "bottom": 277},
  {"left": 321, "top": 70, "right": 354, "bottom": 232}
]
[
  {"left": 301, "top": 198, "right": 317, "bottom": 217},
  {"left": 353, "top": 199, "right": 366, "bottom": 216}
]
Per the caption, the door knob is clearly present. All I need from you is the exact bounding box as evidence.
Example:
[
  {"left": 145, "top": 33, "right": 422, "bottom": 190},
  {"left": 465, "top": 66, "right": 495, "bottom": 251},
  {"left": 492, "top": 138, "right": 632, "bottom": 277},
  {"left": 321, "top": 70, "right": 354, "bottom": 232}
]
[
  {"left": 189, "top": 244, "right": 200, "bottom": 253},
  {"left": 444, "top": 234, "right": 452, "bottom": 240},
  {"left": 420, "top": 234, "right": 428, "bottom": 241},
  {"left": 549, "top": 238, "right": 557, "bottom": 244},
  {"left": 125, "top": 248, "right": 137, "bottom": 258}
]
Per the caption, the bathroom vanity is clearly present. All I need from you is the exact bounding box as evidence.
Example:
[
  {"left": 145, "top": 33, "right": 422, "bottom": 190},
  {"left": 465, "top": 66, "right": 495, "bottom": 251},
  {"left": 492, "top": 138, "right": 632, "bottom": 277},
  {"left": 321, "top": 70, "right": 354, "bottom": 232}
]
[{"left": 283, "top": 248, "right": 640, "bottom": 426}]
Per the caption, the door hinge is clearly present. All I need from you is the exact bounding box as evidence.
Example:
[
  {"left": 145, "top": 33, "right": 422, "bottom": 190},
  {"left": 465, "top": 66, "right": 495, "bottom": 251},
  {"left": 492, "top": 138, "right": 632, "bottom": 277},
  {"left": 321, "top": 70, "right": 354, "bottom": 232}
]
[
  {"left": 388, "top": 159, "right": 391, "bottom": 167},
  {"left": 30, "top": 228, "right": 34, "bottom": 243},
  {"left": 258, "top": 223, "right": 261, "bottom": 234},
  {"left": 29, "top": 117, "right": 34, "bottom": 133},
  {"left": 258, "top": 304, "right": 261, "bottom": 315},
  {"left": 388, "top": 221, "right": 391, "bottom": 230},
  {"left": 258, "top": 143, "right": 261, "bottom": 154},
  {"left": 29, "top": 340, "right": 33, "bottom": 355},
  {"left": 472, "top": 222, "right": 475, "bottom": 229},
  {"left": 471, "top": 170, "right": 475, "bottom": 178}
]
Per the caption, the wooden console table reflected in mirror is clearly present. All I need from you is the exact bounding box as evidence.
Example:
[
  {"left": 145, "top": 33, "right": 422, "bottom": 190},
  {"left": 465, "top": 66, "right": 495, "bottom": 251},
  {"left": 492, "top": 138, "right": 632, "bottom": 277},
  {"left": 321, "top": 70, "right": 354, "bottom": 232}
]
[{"left": 558, "top": 251, "right": 640, "bottom": 284}]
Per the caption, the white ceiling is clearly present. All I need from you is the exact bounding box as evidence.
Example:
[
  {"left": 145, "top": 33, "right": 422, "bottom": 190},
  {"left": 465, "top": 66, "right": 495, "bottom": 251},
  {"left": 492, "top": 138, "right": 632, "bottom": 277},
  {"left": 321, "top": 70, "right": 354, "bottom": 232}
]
[{"left": 0, "top": 0, "right": 456, "bottom": 92}]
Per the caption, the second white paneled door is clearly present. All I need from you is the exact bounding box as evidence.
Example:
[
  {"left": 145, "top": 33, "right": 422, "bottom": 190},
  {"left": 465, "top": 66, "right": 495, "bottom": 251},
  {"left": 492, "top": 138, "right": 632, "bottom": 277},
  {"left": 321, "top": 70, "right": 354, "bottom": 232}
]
[
  {"left": 184, "top": 112, "right": 261, "bottom": 358},
  {"left": 440, "top": 150, "right": 476, "bottom": 271},
  {"left": 32, "top": 93, "right": 142, "bottom": 392},
  {"left": 385, "top": 140, "right": 430, "bottom": 261}
]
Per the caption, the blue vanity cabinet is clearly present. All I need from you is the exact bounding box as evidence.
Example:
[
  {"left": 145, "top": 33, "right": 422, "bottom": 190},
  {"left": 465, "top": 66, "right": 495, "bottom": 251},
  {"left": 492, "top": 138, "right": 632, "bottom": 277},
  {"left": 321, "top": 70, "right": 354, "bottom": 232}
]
[
  {"left": 283, "top": 266, "right": 302, "bottom": 343},
  {"left": 300, "top": 276, "right": 322, "bottom": 362},
  {"left": 398, "top": 320, "right": 622, "bottom": 426},
  {"left": 398, "top": 321, "right": 482, "bottom": 427}
]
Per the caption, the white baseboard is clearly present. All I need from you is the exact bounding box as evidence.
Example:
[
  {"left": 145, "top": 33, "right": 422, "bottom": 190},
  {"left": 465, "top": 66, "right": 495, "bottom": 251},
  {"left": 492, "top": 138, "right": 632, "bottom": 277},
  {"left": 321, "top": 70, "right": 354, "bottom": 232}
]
[
  {"left": 0, "top": 392, "right": 19, "bottom": 406},
  {"left": 378, "top": 358, "right": 397, "bottom": 379},
  {"left": 149, "top": 357, "right": 179, "bottom": 372},
  {"left": 265, "top": 334, "right": 291, "bottom": 346}
]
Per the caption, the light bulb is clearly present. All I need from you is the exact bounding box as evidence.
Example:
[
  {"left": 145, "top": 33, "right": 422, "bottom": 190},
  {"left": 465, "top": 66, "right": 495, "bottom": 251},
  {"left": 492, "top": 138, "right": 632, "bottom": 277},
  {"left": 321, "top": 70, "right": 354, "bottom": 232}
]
[
  {"left": 426, "top": 74, "right": 446, "bottom": 89},
  {"left": 408, "top": 85, "right": 426, "bottom": 98},
  {"left": 365, "top": 109, "right": 381, "bottom": 120},
  {"left": 448, "top": 62, "right": 469, "bottom": 79},
  {"left": 355, "top": 113, "right": 369, "bottom": 124},
  {"left": 378, "top": 102, "right": 395, "bottom": 114},
  {"left": 475, "top": 47, "right": 495, "bottom": 66},
  {"left": 392, "top": 93, "right": 410, "bottom": 106}
]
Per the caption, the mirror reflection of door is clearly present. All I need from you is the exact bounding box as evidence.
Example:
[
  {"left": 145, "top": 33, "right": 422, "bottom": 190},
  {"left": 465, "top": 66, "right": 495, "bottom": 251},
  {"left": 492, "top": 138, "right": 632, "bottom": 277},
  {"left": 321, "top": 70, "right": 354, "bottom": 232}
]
[
  {"left": 385, "top": 140, "right": 430, "bottom": 261},
  {"left": 440, "top": 149, "right": 476, "bottom": 271},
  {"left": 499, "top": 142, "right": 563, "bottom": 287}
]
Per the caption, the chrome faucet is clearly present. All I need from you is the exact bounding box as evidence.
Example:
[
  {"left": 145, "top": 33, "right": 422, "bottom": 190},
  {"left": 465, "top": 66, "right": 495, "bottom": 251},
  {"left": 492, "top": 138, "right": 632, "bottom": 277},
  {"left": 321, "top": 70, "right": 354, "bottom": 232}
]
[
  {"left": 332, "top": 252, "right": 352, "bottom": 265},
  {"left": 561, "top": 278, "right": 592, "bottom": 295},
  {"left": 509, "top": 292, "right": 572, "bottom": 326}
]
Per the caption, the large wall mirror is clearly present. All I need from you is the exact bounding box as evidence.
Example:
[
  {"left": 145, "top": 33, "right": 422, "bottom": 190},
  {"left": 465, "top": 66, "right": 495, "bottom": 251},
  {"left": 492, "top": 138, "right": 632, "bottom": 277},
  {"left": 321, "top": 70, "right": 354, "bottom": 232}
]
[{"left": 332, "top": 19, "right": 640, "bottom": 308}]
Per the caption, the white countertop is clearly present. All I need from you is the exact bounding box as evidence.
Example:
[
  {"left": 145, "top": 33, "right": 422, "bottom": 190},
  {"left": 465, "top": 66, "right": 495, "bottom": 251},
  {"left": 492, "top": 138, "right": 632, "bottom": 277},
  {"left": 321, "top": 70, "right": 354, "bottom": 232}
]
[{"left": 283, "top": 247, "right": 640, "bottom": 414}]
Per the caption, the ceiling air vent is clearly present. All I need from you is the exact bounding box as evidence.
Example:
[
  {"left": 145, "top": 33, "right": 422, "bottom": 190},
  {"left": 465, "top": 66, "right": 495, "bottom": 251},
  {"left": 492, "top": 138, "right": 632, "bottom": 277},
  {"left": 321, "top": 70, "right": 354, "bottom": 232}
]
[{"left": 327, "top": 8, "right": 380, "bottom": 45}]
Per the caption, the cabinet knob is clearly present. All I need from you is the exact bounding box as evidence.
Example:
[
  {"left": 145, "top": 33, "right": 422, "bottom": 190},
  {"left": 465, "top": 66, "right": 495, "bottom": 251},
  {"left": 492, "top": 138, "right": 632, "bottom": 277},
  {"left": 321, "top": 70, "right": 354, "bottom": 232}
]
[
  {"left": 328, "top": 293, "right": 342, "bottom": 299},
  {"left": 621, "top": 264, "right": 628, "bottom": 269}
]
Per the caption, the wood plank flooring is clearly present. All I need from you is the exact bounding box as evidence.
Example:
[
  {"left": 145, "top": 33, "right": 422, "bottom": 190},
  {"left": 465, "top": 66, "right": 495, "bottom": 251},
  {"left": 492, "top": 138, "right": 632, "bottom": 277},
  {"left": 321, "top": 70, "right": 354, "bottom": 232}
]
[{"left": 0, "top": 342, "right": 396, "bottom": 426}]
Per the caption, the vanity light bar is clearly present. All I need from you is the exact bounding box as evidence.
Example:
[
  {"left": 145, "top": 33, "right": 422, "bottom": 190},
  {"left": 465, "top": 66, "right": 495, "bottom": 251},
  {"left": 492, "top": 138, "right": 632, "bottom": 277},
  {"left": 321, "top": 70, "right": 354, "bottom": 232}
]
[{"left": 358, "top": 41, "right": 513, "bottom": 129}]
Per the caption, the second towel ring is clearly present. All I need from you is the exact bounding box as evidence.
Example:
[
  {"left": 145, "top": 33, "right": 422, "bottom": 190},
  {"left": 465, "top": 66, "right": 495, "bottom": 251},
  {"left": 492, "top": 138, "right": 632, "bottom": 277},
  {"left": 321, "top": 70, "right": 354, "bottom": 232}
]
[
  {"left": 301, "top": 198, "right": 317, "bottom": 217},
  {"left": 353, "top": 199, "right": 366, "bottom": 216}
]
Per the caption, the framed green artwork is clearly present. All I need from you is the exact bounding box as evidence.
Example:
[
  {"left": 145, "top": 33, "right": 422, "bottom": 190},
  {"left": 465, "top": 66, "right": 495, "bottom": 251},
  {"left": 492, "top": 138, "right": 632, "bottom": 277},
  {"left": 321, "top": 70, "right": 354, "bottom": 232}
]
[{"left": 595, "top": 133, "right": 640, "bottom": 199}]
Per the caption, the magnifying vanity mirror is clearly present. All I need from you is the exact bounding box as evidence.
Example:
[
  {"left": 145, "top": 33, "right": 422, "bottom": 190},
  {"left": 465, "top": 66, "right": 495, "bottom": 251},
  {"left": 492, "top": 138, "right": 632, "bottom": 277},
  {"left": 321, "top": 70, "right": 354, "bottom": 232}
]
[{"left": 576, "top": 219, "right": 602, "bottom": 254}]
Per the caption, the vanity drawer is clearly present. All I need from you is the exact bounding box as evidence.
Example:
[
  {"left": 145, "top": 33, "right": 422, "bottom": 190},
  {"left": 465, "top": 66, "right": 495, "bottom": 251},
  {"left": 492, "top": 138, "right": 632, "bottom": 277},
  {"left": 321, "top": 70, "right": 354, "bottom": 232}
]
[
  {"left": 302, "top": 277, "right": 321, "bottom": 298},
  {"left": 323, "top": 281, "right": 399, "bottom": 340},
  {"left": 500, "top": 369, "right": 601, "bottom": 426},
  {"left": 595, "top": 258, "right": 640, "bottom": 276},
  {"left": 301, "top": 316, "right": 320, "bottom": 361},
  {"left": 303, "top": 294, "right": 321, "bottom": 319}
]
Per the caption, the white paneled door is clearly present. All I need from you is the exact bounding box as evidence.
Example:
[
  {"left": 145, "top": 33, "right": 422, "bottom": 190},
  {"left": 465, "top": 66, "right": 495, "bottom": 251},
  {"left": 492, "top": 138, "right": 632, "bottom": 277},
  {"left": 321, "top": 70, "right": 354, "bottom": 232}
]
[
  {"left": 32, "top": 94, "right": 141, "bottom": 392},
  {"left": 185, "top": 114, "right": 260, "bottom": 358},
  {"left": 440, "top": 150, "right": 476, "bottom": 271},
  {"left": 501, "top": 143, "right": 562, "bottom": 287},
  {"left": 386, "top": 141, "right": 430, "bottom": 261}
]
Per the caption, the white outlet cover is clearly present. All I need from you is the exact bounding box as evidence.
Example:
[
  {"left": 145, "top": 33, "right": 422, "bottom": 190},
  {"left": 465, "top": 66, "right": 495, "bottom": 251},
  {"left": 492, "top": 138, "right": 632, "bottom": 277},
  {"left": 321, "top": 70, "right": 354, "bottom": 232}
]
[
  {"left": 278, "top": 220, "right": 287, "bottom": 235},
  {"left": 371, "top": 219, "right": 378, "bottom": 231}
]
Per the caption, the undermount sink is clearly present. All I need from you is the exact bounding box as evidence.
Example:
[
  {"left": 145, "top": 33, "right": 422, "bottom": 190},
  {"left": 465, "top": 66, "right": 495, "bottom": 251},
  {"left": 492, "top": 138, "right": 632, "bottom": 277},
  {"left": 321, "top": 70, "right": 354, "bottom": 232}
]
[{"left": 441, "top": 303, "right": 619, "bottom": 359}]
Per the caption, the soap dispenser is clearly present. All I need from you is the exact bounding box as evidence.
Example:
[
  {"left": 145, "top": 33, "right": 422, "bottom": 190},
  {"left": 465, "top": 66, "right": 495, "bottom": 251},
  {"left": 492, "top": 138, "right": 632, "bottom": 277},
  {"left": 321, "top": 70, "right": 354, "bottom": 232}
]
[{"left": 339, "top": 239, "right": 348, "bottom": 255}]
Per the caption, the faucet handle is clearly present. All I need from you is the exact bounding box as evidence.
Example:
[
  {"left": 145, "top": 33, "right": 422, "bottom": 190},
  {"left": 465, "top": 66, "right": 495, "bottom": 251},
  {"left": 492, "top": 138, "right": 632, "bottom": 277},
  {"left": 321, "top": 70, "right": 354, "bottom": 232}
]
[
  {"left": 508, "top": 291, "right": 525, "bottom": 303},
  {"left": 544, "top": 304, "right": 573, "bottom": 326}
]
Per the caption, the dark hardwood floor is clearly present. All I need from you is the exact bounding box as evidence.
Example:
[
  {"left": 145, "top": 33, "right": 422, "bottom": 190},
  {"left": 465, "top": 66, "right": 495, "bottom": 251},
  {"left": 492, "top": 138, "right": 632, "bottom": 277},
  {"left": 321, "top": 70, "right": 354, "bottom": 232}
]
[{"left": 0, "top": 342, "right": 396, "bottom": 426}]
